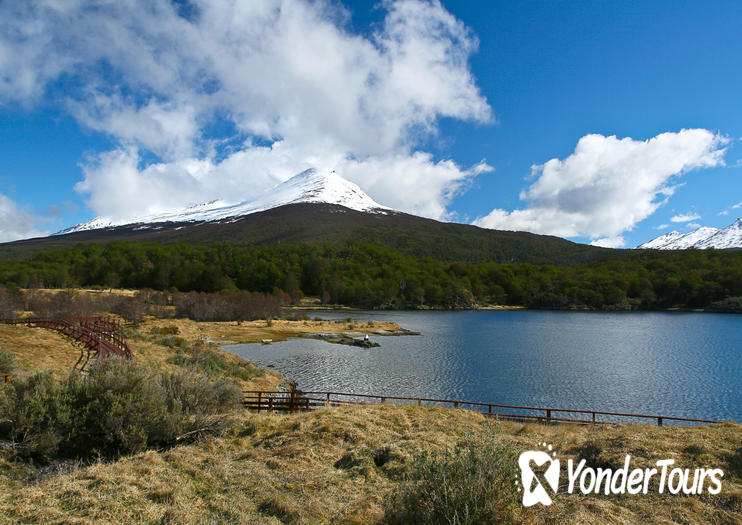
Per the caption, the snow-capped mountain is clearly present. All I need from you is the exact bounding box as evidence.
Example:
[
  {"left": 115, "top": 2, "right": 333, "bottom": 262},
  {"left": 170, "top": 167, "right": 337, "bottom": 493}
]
[
  {"left": 56, "top": 169, "right": 390, "bottom": 235},
  {"left": 637, "top": 219, "right": 742, "bottom": 250},
  {"left": 695, "top": 219, "right": 742, "bottom": 249}
]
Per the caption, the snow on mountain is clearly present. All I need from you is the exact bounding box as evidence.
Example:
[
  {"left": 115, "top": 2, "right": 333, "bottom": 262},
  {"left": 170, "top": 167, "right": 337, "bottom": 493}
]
[
  {"left": 56, "top": 169, "right": 390, "bottom": 235},
  {"left": 637, "top": 220, "right": 742, "bottom": 250},
  {"left": 695, "top": 219, "right": 742, "bottom": 249},
  {"left": 637, "top": 231, "right": 687, "bottom": 250}
]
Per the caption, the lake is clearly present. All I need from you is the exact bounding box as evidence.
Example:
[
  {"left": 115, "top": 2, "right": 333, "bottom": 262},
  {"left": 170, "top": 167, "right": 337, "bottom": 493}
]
[{"left": 224, "top": 310, "right": 742, "bottom": 423}]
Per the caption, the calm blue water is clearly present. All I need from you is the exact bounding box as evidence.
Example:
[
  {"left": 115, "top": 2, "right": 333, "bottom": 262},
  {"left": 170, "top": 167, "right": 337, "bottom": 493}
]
[{"left": 224, "top": 311, "right": 742, "bottom": 423}]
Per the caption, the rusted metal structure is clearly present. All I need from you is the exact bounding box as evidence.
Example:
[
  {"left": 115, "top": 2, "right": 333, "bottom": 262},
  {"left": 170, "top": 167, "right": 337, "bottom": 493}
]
[
  {"left": 3, "top": 317, "right": 133, "bottom": 372},
  {"left": 243, "top": 390, "right": 725, "bottom": 427}
]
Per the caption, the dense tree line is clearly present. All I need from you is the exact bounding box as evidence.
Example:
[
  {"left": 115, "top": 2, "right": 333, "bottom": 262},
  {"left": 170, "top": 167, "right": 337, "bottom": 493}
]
[{"left": 0, "top": 242, "right": 741, "bottom": 311}]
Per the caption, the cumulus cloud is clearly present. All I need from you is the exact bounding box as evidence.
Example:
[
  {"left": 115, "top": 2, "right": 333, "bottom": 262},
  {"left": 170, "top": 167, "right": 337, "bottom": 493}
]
[
  {"left": 0, "top": 0, "right": 492, "bottom": 222},
  {"left": 0, "top": 194, "right": 46, "bottom": 242},
  {"left": 686, "top": 222, "right": 702, "bottom": 229},
  {"left": 589, "top": 236, "right": 625, "bottom": 248},
  {"left": 474, "top": 129, "right": 728, "bottom": 246},
  {"left": 654, "top": 223, "right": 670, "bottom": 230},
  {"left": 670, "top": 212, "right": 701, "bottom": 223}
]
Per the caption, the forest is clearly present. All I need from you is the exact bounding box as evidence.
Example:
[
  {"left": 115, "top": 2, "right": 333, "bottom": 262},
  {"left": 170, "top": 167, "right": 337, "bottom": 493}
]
[{"left": 0, "top": 241, "right": 741, "bottom": 311}]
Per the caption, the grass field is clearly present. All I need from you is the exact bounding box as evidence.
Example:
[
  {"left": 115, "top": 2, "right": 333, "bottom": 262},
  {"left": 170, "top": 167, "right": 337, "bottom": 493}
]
[{"left": 0, "top": 404, "right": 739, "bottom": 524}]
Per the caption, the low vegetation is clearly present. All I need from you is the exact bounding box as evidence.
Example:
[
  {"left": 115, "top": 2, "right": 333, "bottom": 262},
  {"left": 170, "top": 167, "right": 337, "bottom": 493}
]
[
  {"left": 0, "top": 404, "right": 738, "bottom": 523},
  {"left": 1, "top": 242, "right": 741, "bottom": 310},
  {"left": 384, "top": 424, "right": 520, "bottom": 524},
  {"left": 0, "top": 348, "right": 14, "bottom": 375},
  {"left": 0, "top": 358, "right": 241, "bottom": 460}
]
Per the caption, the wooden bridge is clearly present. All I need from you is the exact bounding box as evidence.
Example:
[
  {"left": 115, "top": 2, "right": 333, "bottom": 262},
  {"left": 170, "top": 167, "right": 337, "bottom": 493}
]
[
  {"left": 3, "top": 317, "right": 133, "bottom": 372},
  {"left": 243, "top": 390, "right": 725, "bottom": 426}
]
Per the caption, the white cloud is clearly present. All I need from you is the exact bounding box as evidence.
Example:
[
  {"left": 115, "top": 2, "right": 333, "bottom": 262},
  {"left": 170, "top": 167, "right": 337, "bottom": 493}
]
[
  {"left": 590, "top": 236, "right": 625, "bottom": 248},
  {"left": 654, "top": 223, "right": 670, "bottom": 229},
  {"left": 719, "top": 210, "right": 729, "bottom": 216},
  {"left": 686, "top": 222, "right": 702, "bottom": 229},
  {"left": 733, "top": 202, "right": 742, "bottom": 209},
  {"left": 0, "top": 194, "right": 47, "bottom": 242},
  {"left": 474, "top": 129, "right": 727, "bottom": 241},
  {"left": 670, "top": 212, "right": 701, "bottom": 223},
  {"left": 0, "top": 0, "right": 492, "bottom": 222}
]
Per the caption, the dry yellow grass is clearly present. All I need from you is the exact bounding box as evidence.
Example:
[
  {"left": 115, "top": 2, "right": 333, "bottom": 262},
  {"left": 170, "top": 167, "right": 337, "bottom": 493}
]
[
  {"left": 0, "top": 318, "right": 281, "bottom": 391},
  {"left": 0, "top": 404, "right": 738, "bottom": 524},
  {"left": 143, "top": 317, "right": 405, "bottom": 345},
  {"left": 0, "top": 323, "right": 82, "bottom": 378}
]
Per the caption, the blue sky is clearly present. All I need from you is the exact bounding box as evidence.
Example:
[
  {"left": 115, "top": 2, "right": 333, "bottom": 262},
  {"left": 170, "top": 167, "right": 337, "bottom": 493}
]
[{"left": 1, "top": 0, "right": 740, "bottom": 247}]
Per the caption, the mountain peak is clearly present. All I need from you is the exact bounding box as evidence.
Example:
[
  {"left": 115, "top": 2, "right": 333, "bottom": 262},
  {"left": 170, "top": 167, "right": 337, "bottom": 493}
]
[
  {"left": 637, "top": 220, "right": 742, "bottom": 250},
  {"left": 55, "top": 169, "right": 389, "bottom": 235}
]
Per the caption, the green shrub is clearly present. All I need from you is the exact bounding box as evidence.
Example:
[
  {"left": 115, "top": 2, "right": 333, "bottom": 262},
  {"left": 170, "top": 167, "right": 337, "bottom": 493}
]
[
  {"left": 0, "top": 358, "right": 241, "bottom": 460},
  {"left": 169, "top": 346, "right": 263, "bottom": 382},
  {"left": 383, "top": 425, "right": 520, "bottom": 525},
  {"left": 0, "top": 348, "right": 16, "bottom": 374},
  {"left": 0, "top": 371, "right": 70, "bottom": 460},
  {"left": 159, "top": 367, "right": 241, "bottom": 418},
  {"left": 63, "top": 358, "right": 179, "bottom": 456}
]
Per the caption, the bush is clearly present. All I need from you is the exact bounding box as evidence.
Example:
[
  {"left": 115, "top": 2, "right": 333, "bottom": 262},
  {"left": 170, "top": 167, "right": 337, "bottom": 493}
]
[
  {"left": 160, "top": 367, "right": 241, "bottom": 418},
  {"left": 174, "top": 291, "right": 282, "bottom": 321},
  {"left": 169, "top": 346, "right": 263, "bottom": 383},
  {"left": 0, "top": 285, "right": 19, "bottom": 319},
  {"left": 64, "top": 359, "right": 179, "bottom": 456},
  {"left": 0, "top": 358, "right": 241, "bottom": 460},
  {"left": 0, "top": 348, "right": 16, "bottom": 374},
  {"left": 0, "top": 371, "right": 70, "bottom": 460},
  {"left": 384, "top": 425, "right": 520, "bottom": 525}
]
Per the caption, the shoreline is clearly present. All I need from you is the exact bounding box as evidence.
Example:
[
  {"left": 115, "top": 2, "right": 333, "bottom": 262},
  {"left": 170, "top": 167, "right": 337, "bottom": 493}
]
[{"left": 286, "top": 304, "right": 737, "bottom": 314}]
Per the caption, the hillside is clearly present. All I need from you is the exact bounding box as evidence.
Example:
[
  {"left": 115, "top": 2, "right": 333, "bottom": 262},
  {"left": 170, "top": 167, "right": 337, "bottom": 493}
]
[{"left": 0, "top": 203, "right": 620, "bottom": 265}]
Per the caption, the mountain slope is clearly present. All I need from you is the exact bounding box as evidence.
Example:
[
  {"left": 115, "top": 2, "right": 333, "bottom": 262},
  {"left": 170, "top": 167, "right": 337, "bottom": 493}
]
[
  {"left": 0, "top": 168, "right": 626, "bottom": 264},
  {"left": 58, "top": 169, "right": 388, "bottom": 234},
  {"left": 637, "top": 219, "right": 742, "bottom": 250},
  {"left": 0, "top": 203, "right": 622, "bottom": 265}
]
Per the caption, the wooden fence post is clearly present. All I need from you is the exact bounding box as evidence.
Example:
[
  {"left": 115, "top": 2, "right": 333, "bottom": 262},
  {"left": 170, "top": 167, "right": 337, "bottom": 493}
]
[{"left": 257, "top": 392, "right": 262, "bottom": 413}]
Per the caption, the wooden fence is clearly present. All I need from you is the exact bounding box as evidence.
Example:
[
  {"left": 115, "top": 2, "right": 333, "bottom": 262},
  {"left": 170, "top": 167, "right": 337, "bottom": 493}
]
[
  {"left": 243, "top": 390, "right": 725, "bottom": 426},
  {"left": 3, "top": 317, "right": 133, "bottom": 371}
]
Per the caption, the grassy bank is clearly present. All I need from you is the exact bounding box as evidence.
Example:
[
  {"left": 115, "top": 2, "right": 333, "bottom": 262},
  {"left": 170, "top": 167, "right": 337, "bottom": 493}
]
[
  {"left": 0, "top": 404, "right": 739, "bottom": 523},
  {"left": 0, "top": 317, "right": 282, "bottom": 391}
]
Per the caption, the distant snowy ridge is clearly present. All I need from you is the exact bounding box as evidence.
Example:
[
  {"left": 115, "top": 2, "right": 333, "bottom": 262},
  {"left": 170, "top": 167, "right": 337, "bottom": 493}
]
[
  {"left": 637, "top": 219, "right": 742, "bottom": 249},
  {"left": 56, "top": 169, "right": 390, "bottom": 235}
]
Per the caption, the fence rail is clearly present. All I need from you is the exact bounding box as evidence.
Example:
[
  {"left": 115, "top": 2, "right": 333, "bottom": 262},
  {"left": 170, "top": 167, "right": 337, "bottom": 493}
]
[
  {"left": 3, "top": 317, "right": 133, "bottom": 371},
  {"left": 243, "top": 390, "right": 725, "bottom": 426}
]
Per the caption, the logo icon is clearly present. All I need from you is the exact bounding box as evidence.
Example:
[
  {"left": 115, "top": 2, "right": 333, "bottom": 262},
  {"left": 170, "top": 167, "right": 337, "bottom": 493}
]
[
  {"left": 517, "top": 442, "right": 560, "bottom": 507},
  {"left": 515, "top": 442, "right": 724, "bottom": 506}
]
